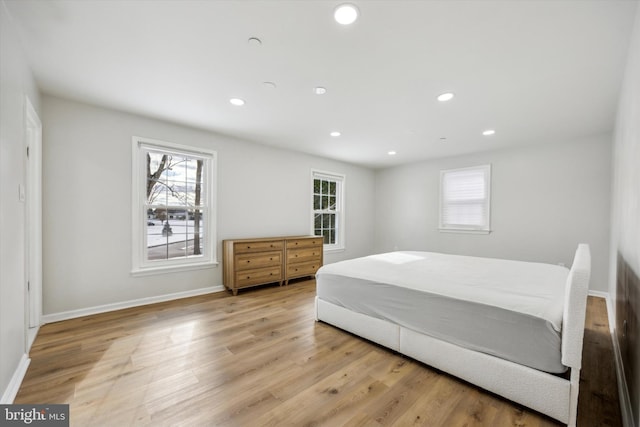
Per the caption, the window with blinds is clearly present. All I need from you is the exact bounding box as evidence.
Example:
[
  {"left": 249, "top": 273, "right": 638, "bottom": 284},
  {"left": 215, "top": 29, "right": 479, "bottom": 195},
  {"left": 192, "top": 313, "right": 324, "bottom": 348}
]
[{"left": 439, "top": 164, "right": 491, "bottom": 233}]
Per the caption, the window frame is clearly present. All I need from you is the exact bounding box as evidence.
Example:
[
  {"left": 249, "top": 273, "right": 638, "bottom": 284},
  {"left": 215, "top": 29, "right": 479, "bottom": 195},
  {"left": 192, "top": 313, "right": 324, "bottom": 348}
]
[
  {"left": 311, "top": 169, "right": 345, "bottom": 252},
  {"left": 439, "top": 164, "right": 491, "bottom": 234},
  {"left": 131, "top": 136, "right": 217, "bottom": 276}
]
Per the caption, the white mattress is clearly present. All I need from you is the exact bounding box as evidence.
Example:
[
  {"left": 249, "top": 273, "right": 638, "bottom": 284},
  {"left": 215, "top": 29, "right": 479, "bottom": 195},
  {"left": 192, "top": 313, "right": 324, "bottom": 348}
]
[{"left": 315, "top": 251, "right": 570, "bottom": 373}]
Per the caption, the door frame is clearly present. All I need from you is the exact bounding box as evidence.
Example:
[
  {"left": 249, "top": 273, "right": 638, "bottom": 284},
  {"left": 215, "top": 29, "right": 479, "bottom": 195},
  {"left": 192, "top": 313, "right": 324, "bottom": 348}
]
[{"left": 24, "top": 96, "right": 42, "bottom": 350}]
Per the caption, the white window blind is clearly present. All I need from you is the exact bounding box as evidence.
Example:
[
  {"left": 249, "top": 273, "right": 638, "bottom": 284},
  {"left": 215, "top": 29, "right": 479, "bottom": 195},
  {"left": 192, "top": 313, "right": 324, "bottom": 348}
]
[{"left": 439, "top": 165, "right": 491, "bottom": 233}]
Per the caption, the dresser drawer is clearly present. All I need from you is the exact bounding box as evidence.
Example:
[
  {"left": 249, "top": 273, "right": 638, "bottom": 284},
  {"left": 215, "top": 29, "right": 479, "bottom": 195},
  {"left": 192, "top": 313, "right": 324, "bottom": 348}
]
[
  {"left": 286, "top": 237, "right": 323, "bottom": 249},
  {"left": 235, "top": 251, "right": 281, "bottom": 271},
  {"left": 234, "top": 240, "right": 283, "bottom": 253},
  {"left": 235, "top": 266, "right": 282, "bottom": 287},
  {"left": 287, "top": 247, "right": 322, "bottom": 264},
  {"left": 287, "top": 261, "right": 321, "bottom": 278}
]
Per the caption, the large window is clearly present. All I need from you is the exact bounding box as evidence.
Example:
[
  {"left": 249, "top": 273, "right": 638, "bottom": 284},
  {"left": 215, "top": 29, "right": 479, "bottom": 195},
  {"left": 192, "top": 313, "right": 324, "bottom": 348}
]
[
  {"left": 312, "top": 170, "right": 345, "bottom": 251},
  {"left": 439, "top": 164, "right": 491, "bottom": 233},
  {"left": 132, "top": 136, "right": 216, "bottom": 274}
]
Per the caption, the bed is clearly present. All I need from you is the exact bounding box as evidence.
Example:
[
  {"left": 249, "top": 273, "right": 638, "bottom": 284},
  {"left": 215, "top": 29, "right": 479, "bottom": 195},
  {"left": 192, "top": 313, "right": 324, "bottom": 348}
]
[{"left": 314, "top": 244, "right": 590, "bottom": 426}]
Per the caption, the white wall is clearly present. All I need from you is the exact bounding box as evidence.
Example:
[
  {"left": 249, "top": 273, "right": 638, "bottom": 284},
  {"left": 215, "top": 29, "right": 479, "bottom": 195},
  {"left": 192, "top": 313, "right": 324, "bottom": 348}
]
[
  {"left": 611, "top": 5, "right": 640, "bottom": 298},
  {"left": 610, "top": 5, "right": 640, "bottom": 426},
  {"left": 0, "top": 1, "right": 41, "bottom": 402},
  {"left": 375, "top": 135, "right": 612, "bottom": 292},
  {"left": 41, "top": 96, "right": 375, "bottom": 316}
]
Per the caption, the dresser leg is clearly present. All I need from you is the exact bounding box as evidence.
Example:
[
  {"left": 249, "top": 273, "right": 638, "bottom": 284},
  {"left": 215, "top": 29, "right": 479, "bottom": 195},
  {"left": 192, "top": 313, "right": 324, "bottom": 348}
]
[{"left": 232, "top": 289, "right": 238, "bottom": 296}]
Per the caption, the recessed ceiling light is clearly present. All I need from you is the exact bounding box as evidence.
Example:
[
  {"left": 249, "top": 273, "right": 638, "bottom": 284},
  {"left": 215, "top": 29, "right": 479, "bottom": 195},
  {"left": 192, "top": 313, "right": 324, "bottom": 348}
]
[
  {"left": 263, "top": 81, "right": 277, "bottom": 89},
  {"left": 482, "top": 129, "right": 496, "bottom": 136},
  {"left": 330, "top": 131, "right": 341, "bottom": 137},
  {"left": 437, "top": 92, "right": 455, "bottom": 102},
  {"left": 439, "top": 137, "right": 448, "bottom": 142},
  {"left": 334, "top": 3, "right": 359, "bottom": 25},
  {"left": 248, "top": 37, "right": 262, "bottom": 46},
  {"left": 388, "top": 151, "right": 397, "bottom": 156},
  {"left": 229, "top": 98, "right": 245, "bottom": 106},
  {"left": 314, "top": 87, "right": 327, "bottom": 95}
]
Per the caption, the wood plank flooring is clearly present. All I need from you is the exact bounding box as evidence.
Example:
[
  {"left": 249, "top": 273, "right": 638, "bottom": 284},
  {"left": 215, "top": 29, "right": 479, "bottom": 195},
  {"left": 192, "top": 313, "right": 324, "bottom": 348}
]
[{"left": 15, "top": 280, "right": 621, "bottom": 426}]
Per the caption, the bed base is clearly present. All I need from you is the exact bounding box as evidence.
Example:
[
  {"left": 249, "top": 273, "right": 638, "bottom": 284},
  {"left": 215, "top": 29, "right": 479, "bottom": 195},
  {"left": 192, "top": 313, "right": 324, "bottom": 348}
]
[{"left": 315, "top": 244, "right": 590, "bottom": 426}]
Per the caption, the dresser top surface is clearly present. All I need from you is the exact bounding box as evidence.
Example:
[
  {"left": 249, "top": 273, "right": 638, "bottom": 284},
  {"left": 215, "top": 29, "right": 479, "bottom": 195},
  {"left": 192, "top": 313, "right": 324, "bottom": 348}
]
[{"left": 223, "top": 235, "right": 320, "bottom": 244}]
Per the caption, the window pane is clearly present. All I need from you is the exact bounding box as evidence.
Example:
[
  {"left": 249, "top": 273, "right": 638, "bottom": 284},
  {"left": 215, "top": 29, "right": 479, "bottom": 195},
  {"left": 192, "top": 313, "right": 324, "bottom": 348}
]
[
  {"left": 323, "top": 230, "right": 330, "bottom": 244},
  {"left": 147, "top": 242, "right": 169, "bottom": 260},
  {"left": 147, "top": 152, "right": 169, "bottom": 179},
  {"left": 314, "top": 214, "right": 321, "bottom": 229},
  {"left": 151, "top": 208, "right": 169, "bottom": 227},
  {"left": 322, "top": 180, "right": 329, "bottom": 194},
  {"left": 314, "top": 179, "right": 321, "bottom": 194},
  {"left": 147, "top": 219, "right": 164, "bottom": 236},
  {"left": 328, "top": 196, "right": 336, "bottom": 211},
  {"left": 314, "top": 195, "right": 320, "bottom": 210},
  {"left": 147, "top": 180, "right": 167, "bottom": 205},
  {"left": 184, "top": 183, "right": 206, "bottom": 207},
  {"left": 185, "top": 158, "right": 202, "bottom": 183},
  {"left": 323, "top": 213, "right": 331, "bottom": 228},
  {"left": 164, "top": 180, "right": 188, "bottom": 206},
  {"left": 185, "top": 211, "right": 205, "bottom": 257},
  {"left": 165, "top": 234, "right": 188, "bottom": 259},
  {"left": 329, "top": 181, "right": 336, "bottom": 196},
  {"left": 321, "top": 196, "right": 328, "bottom": 210},
  {"left": 440, "top": 165, "right": 490, "bottom": 231}
]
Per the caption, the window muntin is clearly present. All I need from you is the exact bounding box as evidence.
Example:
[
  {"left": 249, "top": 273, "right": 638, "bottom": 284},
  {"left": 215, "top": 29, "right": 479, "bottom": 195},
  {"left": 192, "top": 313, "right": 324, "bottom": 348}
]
[
  {"left": 439, "top": 164, "right": 491, "bottom": 233},
  {"left": 312, "top": 170, "right": 345, "bottom": 251},
  {"left": 132, "top": 137, "right": 216, "bottom": 274}
]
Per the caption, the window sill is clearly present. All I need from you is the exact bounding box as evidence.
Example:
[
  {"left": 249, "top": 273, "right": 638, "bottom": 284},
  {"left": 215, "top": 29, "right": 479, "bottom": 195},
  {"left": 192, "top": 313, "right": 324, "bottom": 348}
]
[
  {"left": 439, "top": 228, "right": 491, "bottom": 235},
  {"left": 131, "top": 260, "right": 219, "bottom": 277}
]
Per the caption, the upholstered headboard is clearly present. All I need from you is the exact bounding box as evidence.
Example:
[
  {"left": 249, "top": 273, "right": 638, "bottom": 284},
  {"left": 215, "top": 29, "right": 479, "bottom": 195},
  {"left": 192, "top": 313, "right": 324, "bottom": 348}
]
[{"left": 561, "top": 244, "right": 592, "bottom": 369}]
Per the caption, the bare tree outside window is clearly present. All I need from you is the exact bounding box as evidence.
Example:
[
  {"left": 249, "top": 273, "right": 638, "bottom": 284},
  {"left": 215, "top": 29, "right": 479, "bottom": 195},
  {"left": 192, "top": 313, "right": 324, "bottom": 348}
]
[
  {"left": 132, "top": 136, "right": 216, "bottom": 274},
  {"left": 145, "top": 151, "right": 206, "bottom": 261}
]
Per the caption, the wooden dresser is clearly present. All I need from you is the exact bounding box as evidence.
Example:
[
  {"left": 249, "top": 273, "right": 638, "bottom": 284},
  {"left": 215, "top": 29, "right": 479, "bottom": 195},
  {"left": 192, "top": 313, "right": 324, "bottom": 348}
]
[{"left": 223, "top": 236, "right": 323, "bottom": 295}]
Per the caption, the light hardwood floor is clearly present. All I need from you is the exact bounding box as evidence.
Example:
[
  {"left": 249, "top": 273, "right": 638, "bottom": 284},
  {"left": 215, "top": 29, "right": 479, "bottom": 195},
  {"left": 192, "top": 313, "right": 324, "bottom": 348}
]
[{"left": 15, "top": 280, "right": 621, "bottom": 426}]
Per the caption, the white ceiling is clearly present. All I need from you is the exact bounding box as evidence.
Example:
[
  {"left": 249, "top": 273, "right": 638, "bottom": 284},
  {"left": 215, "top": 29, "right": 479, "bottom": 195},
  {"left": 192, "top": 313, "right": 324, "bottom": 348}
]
[{"left": 5, "top": 0, "right": 638, "bottom": 168}]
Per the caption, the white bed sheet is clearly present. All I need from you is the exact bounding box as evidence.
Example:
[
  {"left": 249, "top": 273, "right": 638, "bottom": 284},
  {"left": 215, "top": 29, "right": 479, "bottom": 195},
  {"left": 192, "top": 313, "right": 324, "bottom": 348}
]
[{"left": 315, "top": 251, "right": 569, "bottom": 373}]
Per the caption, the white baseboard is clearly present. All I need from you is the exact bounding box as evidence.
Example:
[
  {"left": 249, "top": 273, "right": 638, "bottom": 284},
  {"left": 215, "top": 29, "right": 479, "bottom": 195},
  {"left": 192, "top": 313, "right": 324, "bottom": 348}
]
[
  {"left": 1, "top": 354, "right": 30, "bottom": 404},
  {"left": 588, "top": 289, "right": 609, "bottom": 299},
  {"left": 42, "top": 285, "right": 225, "bottom": 324}
]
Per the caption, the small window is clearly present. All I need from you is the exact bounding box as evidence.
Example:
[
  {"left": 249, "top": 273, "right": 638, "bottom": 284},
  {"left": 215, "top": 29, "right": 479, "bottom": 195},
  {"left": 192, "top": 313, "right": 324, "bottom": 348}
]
[
  {"left": 311, "top": 170, "right": 345, "bottom": 251},
  {"left": 132, "top": 136, "right": 217, "bottom": 275},
  {"left": 439, "top": 164, "right": 491, "bottom": 233}
]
